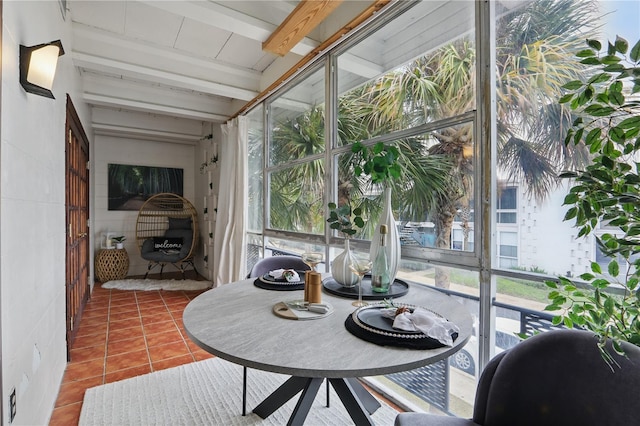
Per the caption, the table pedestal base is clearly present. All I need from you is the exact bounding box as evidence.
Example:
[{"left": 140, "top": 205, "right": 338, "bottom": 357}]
[{"left": 253, "top": 376, "right": 381, "bottom": 426}]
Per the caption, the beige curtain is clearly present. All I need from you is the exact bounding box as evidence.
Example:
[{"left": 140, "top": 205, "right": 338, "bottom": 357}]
[{"left": 213, "top": 116, "right": 248, "bottom": 286}]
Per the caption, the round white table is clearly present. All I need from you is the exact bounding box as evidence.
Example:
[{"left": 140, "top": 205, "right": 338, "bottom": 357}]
[{"left": 183, "top": 276, "right": 473, "bottom": 425}]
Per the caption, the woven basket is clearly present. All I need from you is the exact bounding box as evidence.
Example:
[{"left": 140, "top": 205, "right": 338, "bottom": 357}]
[{"left": 95, "top": 249, "right": 129, "bottom": 282}]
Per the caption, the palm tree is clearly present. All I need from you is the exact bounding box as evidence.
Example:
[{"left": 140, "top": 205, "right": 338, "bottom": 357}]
[
  {"left": 267, "top": 0, "right": 600, "bottom": 288},
  {"left": 269, "top": 101, "right": 455, "bottom": 238},
  {"left": 495, "top": 0, "right": 596, "bottom": 199},
  {"left": 269, "top": 106, "right": 326, "bottom": 234},
  {"left": 337, "top": 93, "right": 457, "bottom": 238},
  {"left": 343, "top": 0, "right": 598, "bottom": 287}
]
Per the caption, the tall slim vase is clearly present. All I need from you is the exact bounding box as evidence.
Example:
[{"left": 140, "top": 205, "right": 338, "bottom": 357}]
[
  {"left": 370, "top": 187, "right": 401, "bottom": 283},
  {"left": 331, "top": 238, "right": 359, "bottom": 288}
]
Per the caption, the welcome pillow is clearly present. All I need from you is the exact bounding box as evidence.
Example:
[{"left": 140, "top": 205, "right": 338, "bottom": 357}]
[{"left": 153, "top": 237, "right": 183, "bottom": 254}]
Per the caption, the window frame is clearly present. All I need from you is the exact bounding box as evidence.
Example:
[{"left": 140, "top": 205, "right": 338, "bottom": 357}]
[{"left": 247, "top": 0, "right": 511, "bottom": 391}]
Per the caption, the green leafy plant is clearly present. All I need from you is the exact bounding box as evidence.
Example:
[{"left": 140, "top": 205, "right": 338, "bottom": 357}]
[
  {"left": 199, "top": 154, "right": 219, "bottom": 174},
  {"left": 199, "top": 133, "right": 219, "bottom": 173},
  {"left": 111, "top": 236, "right": 126, "bottom": 243},
  {"left": 351, "top": 141, "right": 402, "bottom": 185},
  {"left": 326, "top": 202, "right": 364, "bottom": 238},
  {"left": 545, "top": 36, "right": 640, "bottom": 365}
]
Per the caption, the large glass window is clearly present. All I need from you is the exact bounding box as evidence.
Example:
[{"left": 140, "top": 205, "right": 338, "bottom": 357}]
[
  {"left": 244, "top": 0, "right": 635, "bottom": 418},
  {"left": 336, "top": 1, "right": 476, "bottom": 142},
  {"left": 498, "top": 231, "right": 518, "bottom": 268},
  {"left": 266, "top": 66, "right": 326, "bottom": 235},
  {"left": 269, "top": 67, "right": 325, "bottom": 166},
  {"left": 333, "top": 0, "right": 476, "bottom": 260},
  {"left": 496, "top": 186, "right": 516, "bottom": 224},
  {"left": 490, "top": 0, "right": 599, "bottom": 359},
  {"left": 332, "top": 123, "right": 475, "bottom": 252},
  {"left": 492, "top": 0, "right": 603, "bottom": 276},
  {"left": 247, "top": 105, "right": 264, "bottom": 272},
  {"left": 268, "top": 160, "right": 325, "bottom": 234},
  {"left": 491, "top": 0, "right": 631, "bottom": 400},
  {"left": 247, "top": 105, "right": 264, "bottom": 234}
]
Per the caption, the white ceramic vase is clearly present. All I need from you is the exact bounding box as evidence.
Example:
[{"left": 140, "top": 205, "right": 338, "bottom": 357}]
[
  {"left": 331, "top": 238, "right": 359, "bottom": 287},
  {"left": 370, "top": 186, "right": 401, "bottom": 283}
]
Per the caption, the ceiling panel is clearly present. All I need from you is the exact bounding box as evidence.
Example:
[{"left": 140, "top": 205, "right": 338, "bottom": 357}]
[
  {"left": 217, "top": 33, "right": 278, "bottom": 70},
  {"left": 174, "top": 18, "right": 231, "bottom": 59},
  {"left": 68, "top": 0, "right": 380, "bottom": 142},
  {"left": 124, "top": 2, "right": 183, "bottom": 46},
  {"left": 69, "top": 1, "right": 127, "bottom": 33}
]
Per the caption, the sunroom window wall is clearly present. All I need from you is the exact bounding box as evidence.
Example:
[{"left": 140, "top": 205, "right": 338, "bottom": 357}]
[{"left": 244, "top": 0, "right": 626, "bottom": 418}]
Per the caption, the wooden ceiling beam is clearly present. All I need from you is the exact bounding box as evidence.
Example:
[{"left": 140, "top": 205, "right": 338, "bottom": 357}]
[
  {"left": 262, "top": 0, "right": 344, "bottom": 56},
  {"left": 234, "top": 0, "right": 391, "bottom": 119}
]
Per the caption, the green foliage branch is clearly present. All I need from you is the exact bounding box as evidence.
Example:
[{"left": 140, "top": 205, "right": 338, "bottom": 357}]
[
  {"left": 199, "top": 134, "right": 218, "bottom": 174},
  {"left": 545, "top": 36, "right": 640, "bottom": 365},
  {"left": 351, "top": 141, "right": 402, "bottom": 185},
  {"left": 326, "top": 202, "right": 364, "bottom": 238}
]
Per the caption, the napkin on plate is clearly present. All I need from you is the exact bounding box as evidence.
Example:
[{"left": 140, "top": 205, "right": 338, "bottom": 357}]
[
  {"left": 268, "top": 269, "right": 300, "bottom": 282},
  {"left": 382, "top": 307, "right": 459, "bottom": 346}
]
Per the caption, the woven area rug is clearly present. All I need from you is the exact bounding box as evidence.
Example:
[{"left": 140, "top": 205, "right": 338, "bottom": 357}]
[
  {"left": 101, "top": 278, "right": 212, "bottom": 291},
  {"left": 79, "top": 357, "right": 398, "bottom": 425}
]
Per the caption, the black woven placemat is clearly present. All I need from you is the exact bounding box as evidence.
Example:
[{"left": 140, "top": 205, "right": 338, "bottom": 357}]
[
  {"left": 323, "top": 276, "right": 409, "bottom": 300},
  {"left": 344, "top": 313, "right": 457, "bottom": 349},
  {"left": 253, "top": 271, "right": 306, "bottom": 291}
]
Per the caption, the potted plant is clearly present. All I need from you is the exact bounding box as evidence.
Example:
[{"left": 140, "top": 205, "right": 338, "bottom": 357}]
[
  {"left": 327, "top": 202, "right": 364, "bottom": 287},
  {"left": 351, "top": 141, "right": 402, "bottom": 282},
  {"left": 351, "top": 141, "right": 402, "bottom": 185},
  {"left": 111, "top": 236, "right": 126, "bottom": 250},
  {"left": 544, "top": 36, "right": 640, "bottom": 365}
]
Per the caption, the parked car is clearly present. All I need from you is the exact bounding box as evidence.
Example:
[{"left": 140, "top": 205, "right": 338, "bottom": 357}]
[{"left": 449, "top": 317, "right": 521, "bottom": 375}]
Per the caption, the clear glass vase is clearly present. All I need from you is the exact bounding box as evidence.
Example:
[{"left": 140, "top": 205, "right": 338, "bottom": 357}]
[
  {"left": 370, "top": 186, "right": 401, "bottom": 283},
  {"left": 331, "top": 238, "right": 359, "bottom": 287}
]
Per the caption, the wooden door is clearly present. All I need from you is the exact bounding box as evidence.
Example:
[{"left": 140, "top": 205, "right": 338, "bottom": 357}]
[{"left": 65, "top": 95, "right": 90, "bottom": 360}]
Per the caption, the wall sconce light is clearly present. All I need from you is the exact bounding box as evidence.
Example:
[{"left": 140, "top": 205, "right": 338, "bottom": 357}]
[{"left": 20, "top": 40, "right": 65, "bottom": 99}]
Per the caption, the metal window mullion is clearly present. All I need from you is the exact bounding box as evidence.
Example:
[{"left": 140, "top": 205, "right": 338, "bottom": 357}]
[
  {"left": 476, "top": 0, "right": 497, "bottom": 376},
  {"left": 402, "top": 246, "right": 481, "bottom": 270},
  {"left": 263, "top": 228, "right": 326, "bottom": 246},
  {"left": 265, "top": 152, "right": 326, "bottom": 175},
  {"left": 325, "top": 54, "right": 338, "bottom": 271},
  {"left": 356, "top": 111, "right": 476, "bottom": 148},
  {"left": 263, "top": 102, "right": 271, "bottom": 245}
]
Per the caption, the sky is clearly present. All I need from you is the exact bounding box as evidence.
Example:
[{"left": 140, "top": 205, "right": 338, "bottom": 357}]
[{"left": 601, "top": 0, "right": 640, "bottom": 46}]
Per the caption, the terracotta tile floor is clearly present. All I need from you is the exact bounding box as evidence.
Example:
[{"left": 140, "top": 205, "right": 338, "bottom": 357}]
[
  {"left": 49, "top": 279, "right": 212, "bottom": 425},
  {"left": 49, "top": 277, "right": 402, "bottom": 425}
]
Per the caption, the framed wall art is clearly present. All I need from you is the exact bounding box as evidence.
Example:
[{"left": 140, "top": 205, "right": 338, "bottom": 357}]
[{"left": 108, "top": 163, "right": 184, "bottom": 211}]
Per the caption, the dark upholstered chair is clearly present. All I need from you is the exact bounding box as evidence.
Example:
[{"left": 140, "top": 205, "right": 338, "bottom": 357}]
[
  {"left": 395, "top": 329, "right": 640, "bottom": 426},
  {"left": 140, "top": 220, "right": 196, "bottom": 279},
  {"left": 136, "top": 193, "right": 199, "bottom": 279},
  {"left": 243, "top": 255, "right": 311, "bottom": 415},
  {"left": 248, "top": 255, "right": 310, "bottom": 278}
]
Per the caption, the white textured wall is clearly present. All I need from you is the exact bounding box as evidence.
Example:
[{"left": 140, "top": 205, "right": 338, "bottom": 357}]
[
  {"left": 517, "top": 181, "right": 593, "bottom": 277},
  {"left": 1, "top": 1, "right": 92, "bottom": 424},
  {"left": 93, "top": 135, "right": 197, "bottom": 276}
]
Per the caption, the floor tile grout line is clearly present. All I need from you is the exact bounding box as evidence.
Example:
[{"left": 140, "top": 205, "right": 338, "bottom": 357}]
[
  {"left": 162, "top": 291, "right": 199, "bottom": 362},
  {"left": 102, "top": 289, "right": 112, "bottom": 384},
  {"left": 53, "top": 279, "right": 214, "bottom": 424},
  {"left": 147, "top": 290, "right": 197, "bottom": 365},
  {"left": 133, "top": 290, "right": 156, "bottom": 374}
]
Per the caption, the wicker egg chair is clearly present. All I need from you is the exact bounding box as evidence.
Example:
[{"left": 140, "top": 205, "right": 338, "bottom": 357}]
[{"left": 135, "top": 193, "right": 199, "bottom": 279}]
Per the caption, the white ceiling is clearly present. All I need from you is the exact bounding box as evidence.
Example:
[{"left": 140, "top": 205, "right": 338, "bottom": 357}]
[{"left": 68, "top": 0, "right": 377, "bottom": 144}]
